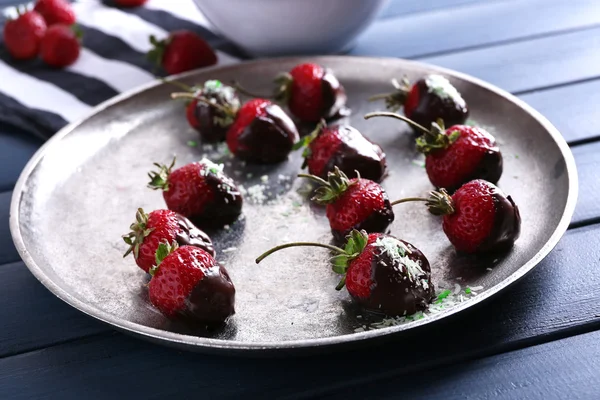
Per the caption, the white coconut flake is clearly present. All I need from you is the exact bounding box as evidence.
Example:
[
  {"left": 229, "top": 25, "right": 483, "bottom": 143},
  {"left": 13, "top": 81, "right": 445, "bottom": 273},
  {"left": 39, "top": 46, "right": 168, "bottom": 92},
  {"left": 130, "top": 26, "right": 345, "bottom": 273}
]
[
  {"left": 260, "top": 175, "right": 269, "bottom": 183},
  {"left": 453, "top": 283, "right": 461, "bottom": 295},
  {"left": 469, "top": 286, "right": 484, "bottom": 291},
  {"left": 222, "top": 247, "right": 237, "bottom": 253},
  {"left": 363, "top": 285, "right": 481, "bottom": 331},
  {"left": 199, "top": 158, "right": 224, "bottom": 176},
  {"left": 246, "top": 184, "right": 267, "bottom": 203}
]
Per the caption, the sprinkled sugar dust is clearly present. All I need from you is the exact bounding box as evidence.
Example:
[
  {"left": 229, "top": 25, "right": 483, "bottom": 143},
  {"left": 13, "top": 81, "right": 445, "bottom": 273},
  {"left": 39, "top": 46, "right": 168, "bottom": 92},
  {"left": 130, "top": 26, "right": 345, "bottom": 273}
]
[{"left": 353, "top": 282, "right": 485, "bottom": 332}]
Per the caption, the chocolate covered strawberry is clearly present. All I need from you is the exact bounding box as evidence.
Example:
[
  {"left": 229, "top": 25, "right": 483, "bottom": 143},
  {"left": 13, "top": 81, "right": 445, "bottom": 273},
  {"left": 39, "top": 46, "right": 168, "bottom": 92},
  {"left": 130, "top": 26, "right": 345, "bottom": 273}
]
[
  {"left": 148, "top": 158, "right": 242, "bottom": 227},
  {"left": 236, "top": 63, "right": 348, "bottom": 122},
  {"left": 365, "top": 112, "right": 501, "bottom": 191},
  {"left": 171, "top": 80, "right": 240, "bottom": 142},
  {"left": 369, "top": 75, "right": 468, "bottom": 133},
  {"left": 392, "top": 180, "right": 521, "bottom": 253},
  {"left": 226, "top": 98, "right": 299, "bottom": 163},
  {"left": 256, "top": 230, "right": 434, "bottom": 316},
  {"left": 149, "top": 242, "right": 235, "bottom": 324},
  {"left": 122, "top": 208, "right": 214, "bottom": 273},
  {"left": 148, "top": 30, "right": 217, "bottom": 75},
  {"left": 299, "top": 167, "right": 394, "bottom": 241},
  {"left": 296, "top": 122, "right": 387, "bottom": 182}
]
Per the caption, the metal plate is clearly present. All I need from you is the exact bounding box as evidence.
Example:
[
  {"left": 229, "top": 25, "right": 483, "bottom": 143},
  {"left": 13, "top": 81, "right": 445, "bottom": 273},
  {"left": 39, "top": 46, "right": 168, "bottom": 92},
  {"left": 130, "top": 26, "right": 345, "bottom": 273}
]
[{"left": 10, "top": 56, "right": 578, "bottom": 355}]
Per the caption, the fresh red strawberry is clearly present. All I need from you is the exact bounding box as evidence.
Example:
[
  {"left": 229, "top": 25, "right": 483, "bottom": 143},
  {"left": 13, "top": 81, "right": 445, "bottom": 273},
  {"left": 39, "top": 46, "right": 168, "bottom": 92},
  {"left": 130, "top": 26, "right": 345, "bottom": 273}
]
[
  {"left": 148, "top": 158, "right": 243, "bottom": 228},
  {"left": 226, "top": 98, "right": 299, "bottom": 163},
  {"left": 170, "top": 80, "right": 240, "bottom": 142},
  {"left": 34, "top": 0, "right": 75, "bottom": 26},
  {"left": 40, "top": 24, "right": 82, "bottom": 67},
  {"left": 369, "top": 74, "right": 468, "bottom": 133},
  {"left": 122, "top": 208, "right": 214, "bottom": 273},
  {"left": 148, "top": 242, "right": 235, "bottom": 324},
  {"left": 296, "top": 122, "right": 387, "bottom": 182},
  {"left": 365, "top": 112, "right": 501, "bottom": 191},
  {"left": 299, "top": 167, "right": 394, "bottom": 241},
  {"left": 113, "top": 0, "right": 148, "bottom": 6},
  {"left": 3, "top": 9, "right": 47, "bottom": 60},
  {"left": 236, "top": 63, "right": 348, "bottom": 123},
  {"left": 148, "top": 31, "right": 217, "bottom": 75},
  {"left": 392, "top": 180, "right": 521, "bottom": 253},
  {"left": 256, "top": 230, "right": 434, "bottom": 316}
]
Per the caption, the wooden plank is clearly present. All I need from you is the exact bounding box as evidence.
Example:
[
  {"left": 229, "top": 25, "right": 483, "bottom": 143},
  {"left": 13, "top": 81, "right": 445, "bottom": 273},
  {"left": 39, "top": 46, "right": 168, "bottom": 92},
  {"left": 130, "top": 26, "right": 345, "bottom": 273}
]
[
  {"left": 1, "top": 224, "right": 600, "bottom": 398},
  {"left": 571, "top": 142, "right": 600, "bottom": 224},
  {"left": 319, "top": 330, "right": 600, "bottom": 400},
  {"left": 418, "top": 26, "right": 600, "bottom": 93},
  {"left": 519, "top": 79, "right": 600, "bottom": 143},
  {"left": 378, "top": 0, "right": 491, "bottom": 19},
  {"left": 0, "top": 261, "right": 106, "bottom": 357},
  {"left": 0, "top": 191, "right": 19, "bottom": 265},
  {"left": 0, "top": 130, "right": 43, "bottom": 192},
  {"left": 354, "top": 0, "right": 600, "bottom": 59}
]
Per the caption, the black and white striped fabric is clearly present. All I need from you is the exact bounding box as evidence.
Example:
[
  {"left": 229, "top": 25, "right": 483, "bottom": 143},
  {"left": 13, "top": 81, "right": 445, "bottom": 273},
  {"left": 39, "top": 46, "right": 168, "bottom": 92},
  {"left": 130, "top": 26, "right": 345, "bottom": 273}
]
[{"left": 0, "top": 0, "right": 244, "bottom": 139}]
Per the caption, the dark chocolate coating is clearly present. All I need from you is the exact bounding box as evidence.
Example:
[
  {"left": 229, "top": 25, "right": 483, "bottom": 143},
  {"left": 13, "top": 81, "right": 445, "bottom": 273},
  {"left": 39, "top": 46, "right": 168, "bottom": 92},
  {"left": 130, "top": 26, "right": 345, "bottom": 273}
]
[
  {"left": 322, "top": 126, "right": 387, "bottom": 183},
  {"left": 237, "top": 104, "right": 299, "bottom": 163},
  {"left": 468, "top": 149, "right": 503, "bottom": 189},
  {"left": 407, "top": 77, "right": 469, "bottom": 133},
  {"left": 352, "top": 237, "right": 435, "bottom": 316},
  {"left": 193, "top": 89, "right": 239, "bottom": 142},
  {"left": 478, "top": 192, "right": 521, "bottom": 252},
  {"left": 183, "top": 263, "right": 235, "bottom": 325},
  {"left": 189, "top": 171, "right": 243, "bottom": 229},
  {"left": 332, "top": 198, "right": 395, "bottom": 243},
  {"left": 193, "top": 102, "right": 228, "bottom": 142},
  {"left": 321, "top": 68, "right": 350, "bottom": 121},
  {"left": 174, "top": 213, "right": 215, "bottom": 257}
]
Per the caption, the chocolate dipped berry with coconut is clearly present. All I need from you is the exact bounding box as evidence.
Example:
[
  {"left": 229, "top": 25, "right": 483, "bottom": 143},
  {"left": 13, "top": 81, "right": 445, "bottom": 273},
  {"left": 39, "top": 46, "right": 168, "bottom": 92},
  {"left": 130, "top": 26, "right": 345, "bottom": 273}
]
[
  {"left": 369, "top": 74, "right": 468, "bottom": 133},
  {"left": 256, "top": 230, "right": 434, "bottom": 316}
]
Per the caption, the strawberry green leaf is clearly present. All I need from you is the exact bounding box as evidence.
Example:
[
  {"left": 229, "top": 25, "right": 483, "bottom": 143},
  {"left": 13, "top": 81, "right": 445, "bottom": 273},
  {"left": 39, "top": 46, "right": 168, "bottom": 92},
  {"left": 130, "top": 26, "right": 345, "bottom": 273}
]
[
  {"left": 147, "top": 157, "right": 175, "bottom": 191},
  {"left": 331, "top": 256, "right": 350, "bottom": 273}
]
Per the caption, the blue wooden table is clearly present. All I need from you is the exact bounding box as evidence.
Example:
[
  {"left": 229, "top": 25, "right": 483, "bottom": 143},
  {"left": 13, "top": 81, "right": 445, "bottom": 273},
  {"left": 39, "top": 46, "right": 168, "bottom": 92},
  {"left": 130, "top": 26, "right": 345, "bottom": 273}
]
[{"left": 2, "top": 1, "right": 600, "bottom": 398}]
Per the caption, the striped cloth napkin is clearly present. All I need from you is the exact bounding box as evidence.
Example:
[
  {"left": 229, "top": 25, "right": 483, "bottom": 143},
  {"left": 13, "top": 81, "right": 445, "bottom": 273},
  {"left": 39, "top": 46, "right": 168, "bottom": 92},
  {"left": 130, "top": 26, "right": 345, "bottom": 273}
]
[{"left": 0, "top": 0, "right": 243, "bottom": 139}]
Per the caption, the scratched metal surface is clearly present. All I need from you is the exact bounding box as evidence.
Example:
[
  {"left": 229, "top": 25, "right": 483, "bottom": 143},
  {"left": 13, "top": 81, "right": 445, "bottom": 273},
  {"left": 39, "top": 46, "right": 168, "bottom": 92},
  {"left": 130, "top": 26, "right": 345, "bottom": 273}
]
[{"left": 10, "top": 56, "right": 577, "bottom": 354}]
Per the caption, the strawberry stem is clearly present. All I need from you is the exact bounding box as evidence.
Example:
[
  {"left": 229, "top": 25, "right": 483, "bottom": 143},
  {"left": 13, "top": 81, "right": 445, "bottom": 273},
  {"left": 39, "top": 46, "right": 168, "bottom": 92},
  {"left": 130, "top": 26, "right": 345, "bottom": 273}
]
[
  {"left": 364, "top": 111, "right": 430, "bottom": 135},
  {"left": 292, "top": 119, "right": 326, "bottom": 152},
  {"left": 232, "top": 80, "right": 274, "bottom": 99},
  {"left": 255, "top": 242, "right": 346, "bottom": 264},
  {"left": 297, "top": 173, "right": 329, "bottom": 187},
  {"left": 391, "top": 189, "right": 455, "bottom": 216},
  {"left": 367, "top": 78, "right": 411, "bottom": 111},
  {"left": 368, "top": 93, "right": 392, "bottom": 101},
  {"left": 161, "top": 77, "right": 192, "bottom": 92},
  {"left": 390, "top": 197, "right": 430, "bottom": 206},
  {"left": 335, "top": 276, "right": 347, "bottom": 291},
  {"left": 298, "top": 167, "right": 355, "bottom": 205}
]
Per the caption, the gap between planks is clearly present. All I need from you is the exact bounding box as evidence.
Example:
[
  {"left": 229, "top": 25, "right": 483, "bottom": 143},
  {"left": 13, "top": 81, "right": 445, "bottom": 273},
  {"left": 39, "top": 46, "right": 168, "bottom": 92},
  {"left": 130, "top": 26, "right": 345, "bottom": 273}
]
[{"left": 408, "top": 22, "right": 600, "bottom": 61}]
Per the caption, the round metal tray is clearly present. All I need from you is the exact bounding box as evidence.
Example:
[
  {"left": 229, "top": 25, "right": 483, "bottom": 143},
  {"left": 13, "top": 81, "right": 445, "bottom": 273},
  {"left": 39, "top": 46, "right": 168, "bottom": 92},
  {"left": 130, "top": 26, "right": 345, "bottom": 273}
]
[{"left": 10, "top": 56, "right": 578, "bottom": 355}]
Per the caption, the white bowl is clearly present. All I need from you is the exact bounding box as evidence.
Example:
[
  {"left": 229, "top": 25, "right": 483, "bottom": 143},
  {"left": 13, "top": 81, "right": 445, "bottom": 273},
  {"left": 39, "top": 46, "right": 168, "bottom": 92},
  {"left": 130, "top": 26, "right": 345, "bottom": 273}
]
[{"left": 193, "top": 0, "right": 389, "bottom": 57}]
